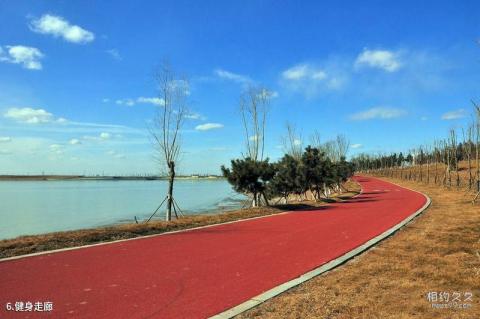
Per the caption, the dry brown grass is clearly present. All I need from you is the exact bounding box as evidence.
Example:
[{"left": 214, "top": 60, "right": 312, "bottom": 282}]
[
  {"left": 238, "top": 176, "right": 480, "bottom": 319},
  {"left": 379, "top": 160, "right": 479, "bottom": 193},
  {"left": 0, "top": 181, "right": 360, "bottom": 259}
]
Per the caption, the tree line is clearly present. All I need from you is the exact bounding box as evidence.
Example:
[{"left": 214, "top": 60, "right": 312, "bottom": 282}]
[
  {"left": 221, "top": 86, "right": 355, "bottom": 207},
  {"left": 222, "top": 147, "right": 355, "bottom": 206},
  {"left": 352, "top": 104, "right": 480, "bottom": 197}
]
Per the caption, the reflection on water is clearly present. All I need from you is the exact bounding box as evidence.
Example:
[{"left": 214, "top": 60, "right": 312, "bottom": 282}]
[{"left": 0, "top": 179, "right": 245, "bottom": 240}]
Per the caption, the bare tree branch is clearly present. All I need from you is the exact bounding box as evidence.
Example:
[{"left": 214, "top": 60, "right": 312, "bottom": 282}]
[
  {"left": 149, "top": 62, "right": 189, "bottom": 221},
  {"left": 239, "top": 86, "right": 272, "bottom": 161}
]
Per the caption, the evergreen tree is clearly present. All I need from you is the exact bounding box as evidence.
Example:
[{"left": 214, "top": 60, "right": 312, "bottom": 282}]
[
  {"left": 300, "top": 146, "right": 328, "bottom": 200},
  {"left": 270, "top": 154, "right": 300, "bottom": 203},
  {"left": 221, "top": 157, "right": 276, "bottom": 207},
  {"left": 398, "top": 152, "right": 405, "bottom": 167}
]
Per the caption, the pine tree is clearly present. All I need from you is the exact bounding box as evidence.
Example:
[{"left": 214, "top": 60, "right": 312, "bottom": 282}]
[{"left": 221, "top": 158, "right": 276, "bottom": 207}]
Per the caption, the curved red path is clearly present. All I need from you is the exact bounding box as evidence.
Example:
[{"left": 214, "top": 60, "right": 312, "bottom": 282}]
[{"left": 0, "top": 176, "right": 427, "bottom": 318}]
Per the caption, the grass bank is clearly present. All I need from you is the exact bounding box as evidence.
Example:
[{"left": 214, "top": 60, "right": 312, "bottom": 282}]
[
  {"left": 0, "top": 181, "right": 360, "bottom": 259},
  {"left": 238, "top": 176, "right": 479, "bottom": 319}
]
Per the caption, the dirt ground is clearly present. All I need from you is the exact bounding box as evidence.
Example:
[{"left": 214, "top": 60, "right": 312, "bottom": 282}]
[{"left": 237, "top": 176, "right": 479, "bottom": 319}]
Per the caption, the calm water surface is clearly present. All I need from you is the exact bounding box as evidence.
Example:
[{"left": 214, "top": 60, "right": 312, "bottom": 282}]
[{"left": 0, "top": 179, "right": 245, "bottom": 240}]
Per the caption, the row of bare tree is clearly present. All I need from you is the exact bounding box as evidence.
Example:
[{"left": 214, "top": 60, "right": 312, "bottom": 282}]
[
  {"left": 352, "top": 104, "right": 480, "bottom": 201},
  {"left": 281, "top": 123, "right": 350, "bottom": 164}
]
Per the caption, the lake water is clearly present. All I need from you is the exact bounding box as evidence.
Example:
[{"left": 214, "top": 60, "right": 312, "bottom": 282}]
[{"left": 0, "top": 179, "right": 245, "bottom": 240}]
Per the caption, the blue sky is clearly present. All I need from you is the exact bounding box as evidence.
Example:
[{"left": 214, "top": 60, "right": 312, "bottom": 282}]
[{"left": 0, "top": 0, "right": 479, "bottom": 175}]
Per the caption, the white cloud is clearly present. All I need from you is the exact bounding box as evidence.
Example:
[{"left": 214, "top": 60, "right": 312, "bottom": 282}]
[
  {"left": 282, "top": 64, "right": 332, "bottom": 83},
  {"left": 311, "top": 71, "right": 327, "bottom": 80},
  {"left": 106, "top": 49, "right": 121, "bottom": 61},
  {"left": 350, "top": 107, "right": 407, "bottom": 120},
  {"left": 282, "top": 64, "right": 309, "bottom": 80},
  {"left": 69, "top": 138, "right": 81, "bottom": 145},
  {"left": 355, "top": 49, "right": 401, "bottom": 72},
  {"left": 83, "top": 132, "right": 111, "bottom": 141},
  {"left": 4, "top": 107, "right": 56, "bottom": 124},
  {"left": 281, "top": 63, "right": 345, "bottom": 96},
  {"left": 441, "top": 109, "right": 466, "bottom": 120},
  {"left": 185, "top": 112, "right": 206, "bottom": 120},
  {"left": 282, "top": 64, "right": 333, "bottom": 83},
  {"left": 116, "top": 97, "right": 165, "bottom": 106},
  {"left": 116, "top": 99, "right": 135, "bottom": 106},
  {"left": 195, "top": 123, "right": 224, "bottom": 131},
  {"left": 293, "top": 139, "right": 302, "bottom": 146},
  {"left": 0, "top": 45, "right": 44, "bottom": 70},
  {"left": 30, "top": 14, "right": 94, "bottom": 44},
  {"left": 256, "top": 88, "right": 278, "bottom": 99},
  {"left": 137, "top": 97, "right": 165, "bottom": 106},
  {"left": 351, "top": 143, "right": 363, "bottom": 149},
  {"left": 102, "top": 98, "right": 110, "bottom": 103},
  {"left": 100, "top": 132, "right": 111, "bottom": 140},
  {"left": 215, "top": 69, "right": 251, "bottom": 84},
  {"left": 0, "top": 137, "right": 12, "bottom": 143}
]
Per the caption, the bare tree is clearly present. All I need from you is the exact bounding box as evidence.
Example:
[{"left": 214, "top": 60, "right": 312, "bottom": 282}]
[
  {"left": 424, "top": 145, "right": 431, "bottom": 184},
  {"left": 240, "top": 86, "right": 272, "bottom": 161},
  {"left": 310, "top": 130, "right": 322, "bottom": 150},
  {"left": 149, "top": 63, "right": 188, "bottom": 221},
  {"left": 320, "top": 140, "right": 336, "bottom": 161},
  {"left": 474, "top": 101, "right": 480, "bottom": 202},
  {"left": 433, "top": 140, "right": 440, "bottom": 185},
  {"left": 449, "top": 129, "right": 460, "bottom": 187},
  {"left": 334, "top": 134, "right": 350, "bottom": 162},
  {"left": 463, "top": 126, "right": 474, "bottom": 189},
  {"left": 281, "top": 122, "right": 303, "bottom": 161}
]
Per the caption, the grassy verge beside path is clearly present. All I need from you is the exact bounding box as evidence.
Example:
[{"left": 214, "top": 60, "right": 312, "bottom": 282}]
[{"left": 238, "top": 176, "right": 479, "bottom": 319}]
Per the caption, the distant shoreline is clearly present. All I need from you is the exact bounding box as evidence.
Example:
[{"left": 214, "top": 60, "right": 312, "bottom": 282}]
[{"left": 0, "top": 175, "right": 225, "bottom": 181}]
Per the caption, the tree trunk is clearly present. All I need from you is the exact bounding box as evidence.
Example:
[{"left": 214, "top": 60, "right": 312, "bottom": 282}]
[
  {"left": 166, "top": 161, "right": 175, "bottom": 221},
  {"left": 468, "top": 149, "right": 472, "bottom": 189},
  {"left": 261, "top": 192, "right": 270, "bottom": 206},
  {"left": 426, "top": 160, "right": 430, "bottom": 184},
  {"left": 316, "top": 186, "right": 322, "bottom": 201}
]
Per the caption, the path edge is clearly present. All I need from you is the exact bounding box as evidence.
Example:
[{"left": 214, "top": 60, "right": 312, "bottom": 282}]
[
  {"left": 209, "top": 176, "right": 431, "bottom": 319},
  {"left": 0, "top": 182, "right": 363, "bottom": 263},
  {"left": 0, "top": 211, "right": 291, "bottom": 263}
]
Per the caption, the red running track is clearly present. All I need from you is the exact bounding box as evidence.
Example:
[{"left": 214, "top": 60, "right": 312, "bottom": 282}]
[{"left": 0, "top": 176, "right": 427, "bottom": 319}]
